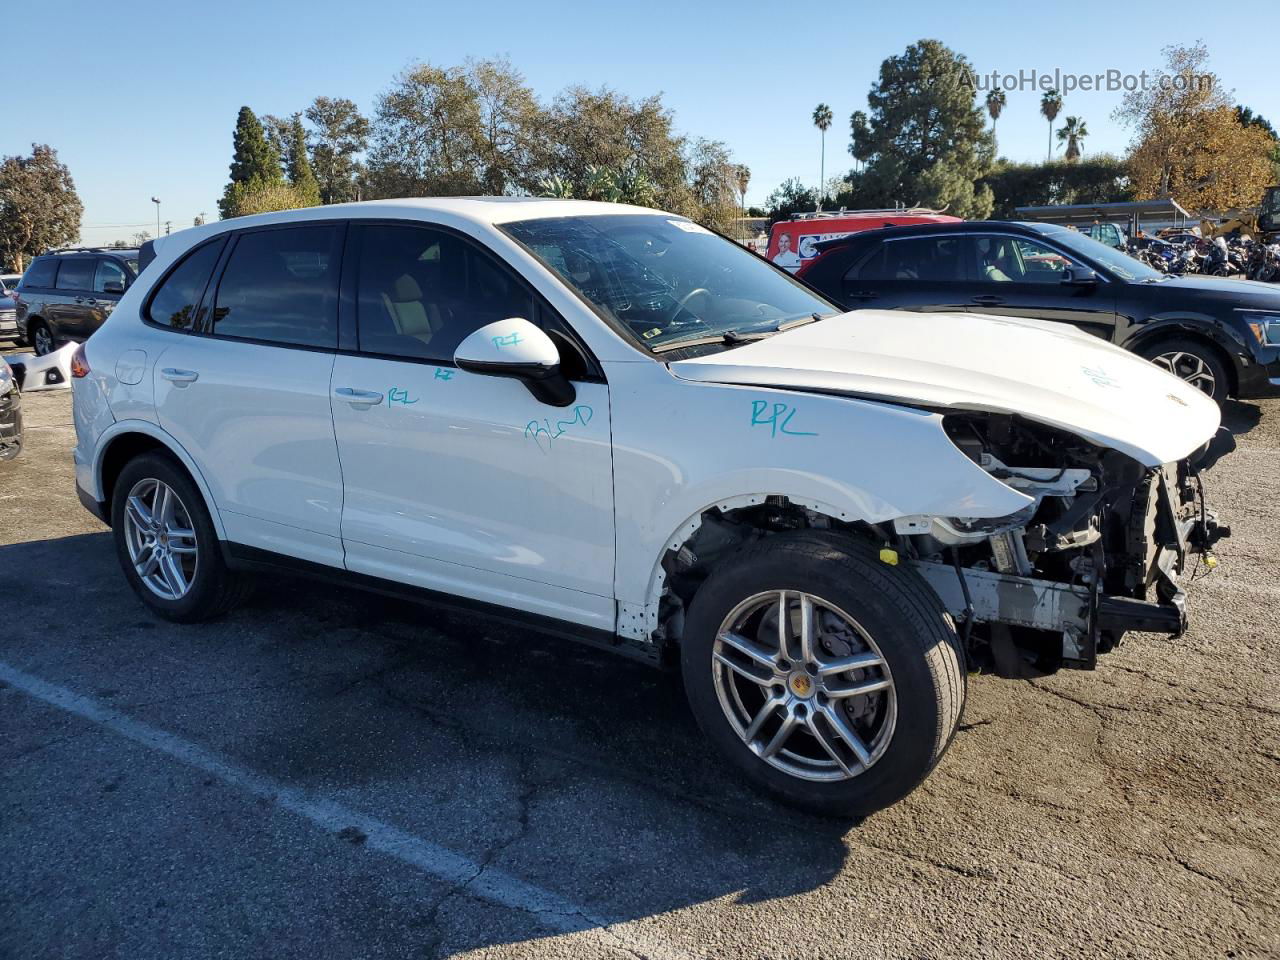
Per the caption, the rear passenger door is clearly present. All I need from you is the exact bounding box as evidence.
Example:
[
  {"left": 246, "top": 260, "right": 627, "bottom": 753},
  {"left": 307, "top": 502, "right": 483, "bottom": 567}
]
[
  {"left": 152, "top": 223, "right": 348, "bottom": 568},
  {"left": 842, "top": 235, "right": 976, "bottom": 313},
  {"left": 329, "top": 222, "right": 615, "bottom": 630}
]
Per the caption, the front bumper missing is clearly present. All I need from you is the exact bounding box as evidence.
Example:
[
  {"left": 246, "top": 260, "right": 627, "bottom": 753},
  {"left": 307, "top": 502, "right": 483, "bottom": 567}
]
[{"left": 913, "top": 469, "right": 1227, "bottom": 670}]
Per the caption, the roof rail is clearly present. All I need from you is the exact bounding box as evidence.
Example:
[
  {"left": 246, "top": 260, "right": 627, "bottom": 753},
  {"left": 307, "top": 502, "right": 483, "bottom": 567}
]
[
  {"left": 788, "top": 205, "right": 949, "bottom": 220},
  {"left": 42, "top": 246, "right": 135, "bottom": 256}
]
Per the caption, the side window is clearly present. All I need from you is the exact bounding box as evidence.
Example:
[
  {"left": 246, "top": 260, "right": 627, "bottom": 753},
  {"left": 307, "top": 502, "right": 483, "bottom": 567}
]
[
  {"left": 973, "top": 235, "right": 1079, "bottom": 284},
  {"left": 55, "top": 258, "right": 95, "bottom": 291},
  {"left": 845, "top": 247, "right": 886, "bottom": 283},
  {"left": 22, "top": 259, "right": 58, "bottom": 288},
  {"left": 211, "top": 225, "right": 342, "bottom": 348},
  {"left": 878, "top": 237, "right": 969, "bottom": 282},
  {"left": 94, "top": 258, "right": 128, "bottom": 294},
  {"left": 356, "top": 224, "right": 534, "bottom": 364},
  {"left": 146, "top": 239, "right": 226, "bottom": 330}
]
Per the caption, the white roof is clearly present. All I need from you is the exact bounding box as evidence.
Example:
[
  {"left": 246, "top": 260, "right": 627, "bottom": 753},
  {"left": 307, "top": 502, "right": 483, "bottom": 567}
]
[{"left": 149, "top": 197, "right": 670, "bottom": 260}]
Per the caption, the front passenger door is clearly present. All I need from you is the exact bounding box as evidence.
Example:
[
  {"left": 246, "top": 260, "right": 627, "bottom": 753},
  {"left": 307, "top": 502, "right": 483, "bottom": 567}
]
[
  {"left": 965, "top": 234, "right": 1117, "bottom": 340},
  {"left": 330, "top": 223, "right": 615, "bottom": 631}
]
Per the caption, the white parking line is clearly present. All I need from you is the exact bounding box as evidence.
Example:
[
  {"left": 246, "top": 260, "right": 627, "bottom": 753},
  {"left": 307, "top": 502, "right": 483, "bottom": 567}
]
[{"left": 0, "top": 660, "right": 693, "bottom": 960}]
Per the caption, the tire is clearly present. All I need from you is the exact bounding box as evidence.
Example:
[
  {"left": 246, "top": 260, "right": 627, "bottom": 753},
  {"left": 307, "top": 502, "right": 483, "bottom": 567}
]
[
  {"left": 29, "top": 320, "right": 55, "bottom": 357},
  {"left": 680, "top": 532, "right": 964, "bottom": 817},
  {"left": 1137, "top": 338, "right": 1230, "bottom": 404},
  {"left": 110, "top": 452, "right": 254, "bottom": 622}
]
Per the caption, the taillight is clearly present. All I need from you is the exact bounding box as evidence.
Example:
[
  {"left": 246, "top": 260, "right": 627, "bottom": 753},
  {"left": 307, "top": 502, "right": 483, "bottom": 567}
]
[{"left": 71, "top": 343, "right": 91, "bottom": 378}]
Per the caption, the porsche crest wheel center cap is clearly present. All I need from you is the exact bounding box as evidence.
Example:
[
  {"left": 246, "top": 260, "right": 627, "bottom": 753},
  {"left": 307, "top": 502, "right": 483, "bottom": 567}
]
[{"left": 788, "top": 671, "right": 815, "bottom": 698}]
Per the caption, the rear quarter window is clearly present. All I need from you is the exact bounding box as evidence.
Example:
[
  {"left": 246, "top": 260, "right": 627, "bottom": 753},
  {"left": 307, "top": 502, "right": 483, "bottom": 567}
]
[
  {"left": 146, "top": 238, "right": 227, "bottom": 330},
  {"left": 22, "top": 259, "right": 58, "bottom": 288}
]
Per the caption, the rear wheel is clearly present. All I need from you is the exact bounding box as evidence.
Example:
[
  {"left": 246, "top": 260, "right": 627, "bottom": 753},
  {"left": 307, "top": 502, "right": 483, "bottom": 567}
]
[
  {"left": 681, "top": 533, "right": 964, "bottom": 817},
  {"left": 29, "top": 320, "right": 54, "bottom": 357},
  {"left": 1138, "top": 338, "right": 1229, "bottom": 403},
  {"left": 111, "top": 453, "right": 253, "bottom": 622}
]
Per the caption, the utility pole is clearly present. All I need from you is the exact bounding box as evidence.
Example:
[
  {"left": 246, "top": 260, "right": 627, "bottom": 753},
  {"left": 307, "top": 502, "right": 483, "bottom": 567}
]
[
  {"left": 151, "top": 197, "right": 161, "bottom": 239},
  {"left": 164, "top": 221, "right": 171, "bottom": 236}
]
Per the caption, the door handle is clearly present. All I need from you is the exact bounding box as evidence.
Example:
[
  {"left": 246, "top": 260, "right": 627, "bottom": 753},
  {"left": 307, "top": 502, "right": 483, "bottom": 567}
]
[
  {"left": 160, "top": 367, "right": 199, "bottom": 386},
  {"left": 971, "top": 295, "right": 1005, "bottom": 307},
  {"left": 334, "top": 386, "right": 385, "bottom": 407},
  {"left": 847, "top": 290, "right": 879, "bottom": 302}
]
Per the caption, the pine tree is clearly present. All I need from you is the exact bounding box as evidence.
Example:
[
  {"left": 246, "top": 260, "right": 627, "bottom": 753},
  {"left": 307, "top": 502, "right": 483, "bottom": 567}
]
[
  {"left": 286, "top": 114, "right": 321, "bottom": 206},
  {"left": 219, "top": 106, "right": 284, "bottom": 218}
]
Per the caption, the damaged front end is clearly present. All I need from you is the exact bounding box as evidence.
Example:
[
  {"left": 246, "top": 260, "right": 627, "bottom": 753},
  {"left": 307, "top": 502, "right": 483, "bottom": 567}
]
[{"left": 903, "top": 414, "right": 1228, "bottom": 676}]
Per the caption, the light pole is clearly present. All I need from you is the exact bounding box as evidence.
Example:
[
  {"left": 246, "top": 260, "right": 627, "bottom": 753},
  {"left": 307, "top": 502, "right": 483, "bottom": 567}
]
[{"left": 151, "top": 197, "right": 161, "bottom": 239}]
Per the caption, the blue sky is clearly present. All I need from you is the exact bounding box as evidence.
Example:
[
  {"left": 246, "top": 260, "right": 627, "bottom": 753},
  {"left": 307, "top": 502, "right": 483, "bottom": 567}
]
[{"left": 9, "top": 0, "right": 1280, "bottom": 246}]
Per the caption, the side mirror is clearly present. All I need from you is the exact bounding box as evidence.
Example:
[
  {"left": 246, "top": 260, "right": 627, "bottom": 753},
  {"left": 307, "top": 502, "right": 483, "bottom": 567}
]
[
  {"left": 103, "top": 280, "right": 125, "bottom": 295},
  {"left": 1061, "top": 266, "right": 1098, "bottom": 286},
  {"left": 454, "top": 317, "right": 575, "bottom": 407}
]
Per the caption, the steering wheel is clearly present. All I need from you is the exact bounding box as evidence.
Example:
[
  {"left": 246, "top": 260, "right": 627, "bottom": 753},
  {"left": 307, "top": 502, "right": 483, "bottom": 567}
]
[{"left": 664, "top": 287, "right": 711, "bottom": 326}]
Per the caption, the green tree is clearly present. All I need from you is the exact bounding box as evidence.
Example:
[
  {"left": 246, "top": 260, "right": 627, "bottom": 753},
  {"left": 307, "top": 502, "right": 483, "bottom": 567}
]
[
  {"left": 286, "top": 114, "right": 321, "bottom": 206},
  {"left": 1040, "top": 89, "right": 1063, "bottom": 162},
  {"left": 305, "top": 96, "right": 370, "bottom": 203},
  {"left": 1056, "top": 116, "right": 1089, "bottom": 162},
  {"left": 219, "top": 106, "right": 285, "bottom": 218},
  {"left": 0, "top": 144, "right": 83, "bottom": 272},
  {"left": 812, "top": 103, "right": 832, "bottom": 209},
  {"left": 981, "top": 155, "right": 1131, "bottom": 218},
  {"left": 765, "top": 177, "right": 817, "bottom": 225},
  {"left": 848, "top": 39, "right": 994, "bottom": 218}
]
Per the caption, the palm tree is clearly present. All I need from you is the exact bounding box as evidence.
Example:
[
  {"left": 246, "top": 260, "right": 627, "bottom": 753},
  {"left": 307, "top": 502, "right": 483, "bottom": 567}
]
[
  {"left": 735, "top": 165, "right": 751, "bottom": 241},
  {"left": 1056, "top": 116, "right": 1089, "bottom": 162},
  {"left": 985, "top": 89, "right": 1006, "bottom": 146},
  {"left": 1040, "top": 89, "right": 1063, "bottom": 162},
  {"left": 812, "top": 103, "right": 833, "bottom": 210}
]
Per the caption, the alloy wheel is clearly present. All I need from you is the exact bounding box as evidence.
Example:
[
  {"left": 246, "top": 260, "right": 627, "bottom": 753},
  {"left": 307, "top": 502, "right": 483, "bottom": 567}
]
[
  {"left": 711, "top": 590, "right": 896, "bottom": 782},
  {"left": 1152, "top": 351, "right": 1216, "bottom": 397},
  {"left": 33, "top": 325, "right": 53, "bottom": 356},
  {"left": 122, "top": 477, "right": 199, "bottom": 600}
]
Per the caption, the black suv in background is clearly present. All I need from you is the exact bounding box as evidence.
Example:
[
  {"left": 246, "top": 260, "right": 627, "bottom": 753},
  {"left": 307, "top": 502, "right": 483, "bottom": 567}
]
[
  {"left": 798, "top": 221, "right": 1280, "bottom": 403},
  {"left": 15, "top": 248, "right": 140, "bottom": 355}
]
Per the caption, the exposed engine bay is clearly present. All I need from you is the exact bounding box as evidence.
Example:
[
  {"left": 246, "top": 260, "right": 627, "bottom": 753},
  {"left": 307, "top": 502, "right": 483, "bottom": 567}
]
[{"left": 655, "top": 412, "right": 1228, "bottom": 678}]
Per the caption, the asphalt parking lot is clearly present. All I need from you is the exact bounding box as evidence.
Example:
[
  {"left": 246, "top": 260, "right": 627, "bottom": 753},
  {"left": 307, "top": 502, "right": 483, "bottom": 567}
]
[{"left": 2, "top": 378, "right": 1278, "bottom": 960}]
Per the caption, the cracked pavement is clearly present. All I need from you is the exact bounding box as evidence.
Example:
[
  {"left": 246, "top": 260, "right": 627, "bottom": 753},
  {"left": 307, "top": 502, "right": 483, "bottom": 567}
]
[{"left": 1, "top": 380, "right": 1277, "bottom": 959}]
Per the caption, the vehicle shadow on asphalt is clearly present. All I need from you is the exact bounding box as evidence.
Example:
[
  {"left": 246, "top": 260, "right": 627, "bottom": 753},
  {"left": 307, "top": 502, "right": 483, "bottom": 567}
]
[{"left": 3, "top": 531, "right": 857, "bottom": 953}]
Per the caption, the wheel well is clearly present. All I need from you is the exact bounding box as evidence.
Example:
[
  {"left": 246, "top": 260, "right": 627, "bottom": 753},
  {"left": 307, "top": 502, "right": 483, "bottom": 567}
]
[
  {"left": 100, "top": 433, "right": 169, "bottom": 507},
  {"left": 1135, "top": 330, "right": 1237, "bottom": 397},
  {"left": 653, "top": 496, "right": 880, "bottom": 648}
]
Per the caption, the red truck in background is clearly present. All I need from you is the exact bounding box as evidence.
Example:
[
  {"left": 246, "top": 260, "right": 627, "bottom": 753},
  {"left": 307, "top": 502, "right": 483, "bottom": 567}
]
[{"left": 767, "top": 208, "right": 962, "bottom": 273}]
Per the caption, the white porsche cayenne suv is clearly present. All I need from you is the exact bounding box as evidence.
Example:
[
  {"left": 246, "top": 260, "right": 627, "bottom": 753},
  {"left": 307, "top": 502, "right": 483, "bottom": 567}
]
[{"left": 71, "top": 199, "right": 1225, "bottom": 815}]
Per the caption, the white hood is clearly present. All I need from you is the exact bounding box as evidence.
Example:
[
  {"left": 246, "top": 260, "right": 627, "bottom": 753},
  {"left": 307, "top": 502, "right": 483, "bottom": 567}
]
[{"left": 669, "top": 311, "right": 1220, "bottom": 467}]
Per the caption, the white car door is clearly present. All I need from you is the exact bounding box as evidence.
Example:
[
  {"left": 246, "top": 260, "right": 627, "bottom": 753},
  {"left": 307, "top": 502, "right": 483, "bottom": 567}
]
[
  {"left": 152, "top": 223, "right": 347, "bottom": 567},
  {"left": 329, "top": 222, "right": 615, "bottom": 631}
]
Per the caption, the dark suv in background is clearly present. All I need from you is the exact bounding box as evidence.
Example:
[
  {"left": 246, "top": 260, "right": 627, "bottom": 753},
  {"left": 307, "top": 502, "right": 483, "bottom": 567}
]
[
  {"left": 15, "top": 248, "right": 139, "bottom": 355},
  {"left": 797, "top": 221, "right": 1280, "bottom": 404}
]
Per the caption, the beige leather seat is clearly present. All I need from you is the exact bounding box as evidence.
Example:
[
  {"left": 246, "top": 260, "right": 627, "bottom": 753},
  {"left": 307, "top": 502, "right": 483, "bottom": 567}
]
[{"left": 380, "top": 273, "right": 445, "bottom": 346}]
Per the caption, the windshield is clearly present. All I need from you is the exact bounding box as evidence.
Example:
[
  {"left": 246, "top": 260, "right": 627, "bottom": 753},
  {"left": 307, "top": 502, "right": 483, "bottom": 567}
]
[
  {"left": 1049, "top": 228, "right": 1163, "bottom": 281},
  {"left": 502, "top": 214, "right": 838, "bottom": 351}
]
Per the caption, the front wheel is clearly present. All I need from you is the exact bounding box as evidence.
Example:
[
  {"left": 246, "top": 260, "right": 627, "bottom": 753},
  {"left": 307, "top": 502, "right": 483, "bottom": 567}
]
[
  {"left": 681, "top": 533, "right": 964, "bottom": 817},
  {"left": 111, "top": 452, "right": 254, "bottom": 622},
  {"left": 1138, "top": 338, "right": 1229, "bottom": 404}
]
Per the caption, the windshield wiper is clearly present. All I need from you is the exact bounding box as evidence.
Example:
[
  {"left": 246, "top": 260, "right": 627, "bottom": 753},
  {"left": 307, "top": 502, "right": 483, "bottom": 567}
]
[
  {"left": 776, "top": 311, "right": 831, "bottom": 331},
  {"left": 651, "top": 328, "right": 775, "bottom": 353}
]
